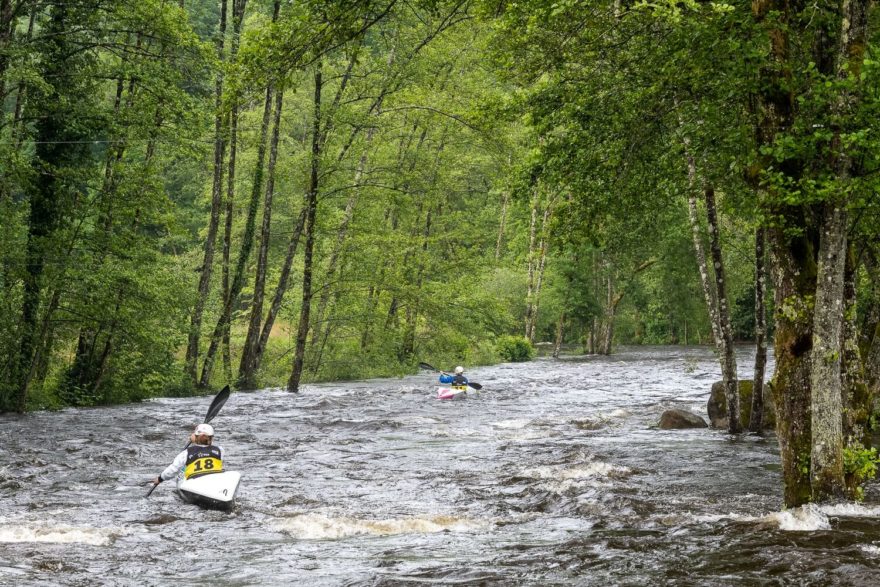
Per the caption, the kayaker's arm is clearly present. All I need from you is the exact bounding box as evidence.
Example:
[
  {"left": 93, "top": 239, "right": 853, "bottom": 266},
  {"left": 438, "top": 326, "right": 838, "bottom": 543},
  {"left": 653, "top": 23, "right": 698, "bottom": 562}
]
[{"left": 158, "top": 449, "right": 188, "bottom": 484}]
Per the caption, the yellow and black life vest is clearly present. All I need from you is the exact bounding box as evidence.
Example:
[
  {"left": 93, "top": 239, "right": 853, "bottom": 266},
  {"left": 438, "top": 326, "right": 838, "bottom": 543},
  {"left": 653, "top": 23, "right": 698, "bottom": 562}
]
[{"left": 184, "top": 444, "right": 223, "bottom": 479}]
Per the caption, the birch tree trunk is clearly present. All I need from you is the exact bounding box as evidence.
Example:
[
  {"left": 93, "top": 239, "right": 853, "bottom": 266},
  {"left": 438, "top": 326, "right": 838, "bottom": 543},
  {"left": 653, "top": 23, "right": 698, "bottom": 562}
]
[
  {"left": 524, "top": 189, "right": 539, "bottom": 342},
  {"left": 527, "top": 204, "right": 552, "bottom": 343},
  {"left": 705, "top": 186, "right": 740, "bottom": 433},
  {"left": 684, "top": 150, "right": 721, "bottom": 346}
]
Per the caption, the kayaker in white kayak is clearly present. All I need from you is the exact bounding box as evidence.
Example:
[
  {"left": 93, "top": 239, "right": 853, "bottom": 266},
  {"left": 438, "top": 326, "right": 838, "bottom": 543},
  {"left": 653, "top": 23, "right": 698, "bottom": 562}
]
[
  {"left": 439, "top": 366, "right": 469, "bottom": 387},
  {"left": 152, "top": 423, "right": 224, "bottom": 489}
]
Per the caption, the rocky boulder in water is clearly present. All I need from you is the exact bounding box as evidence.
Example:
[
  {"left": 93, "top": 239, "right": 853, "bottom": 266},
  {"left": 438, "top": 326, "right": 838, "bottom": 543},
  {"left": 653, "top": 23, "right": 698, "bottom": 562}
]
[
  {"left": 707, "top": 380, "right": 775, "bottom": 430},
  {"left": 658, "top": 409, "right": 708, "bottom": 429}
]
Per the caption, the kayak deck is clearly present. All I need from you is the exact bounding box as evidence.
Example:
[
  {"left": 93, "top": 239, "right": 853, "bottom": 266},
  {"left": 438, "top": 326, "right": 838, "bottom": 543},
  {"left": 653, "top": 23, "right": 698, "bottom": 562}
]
[{"left": 177, "top": 470, "right": 241, "bottom": 511}]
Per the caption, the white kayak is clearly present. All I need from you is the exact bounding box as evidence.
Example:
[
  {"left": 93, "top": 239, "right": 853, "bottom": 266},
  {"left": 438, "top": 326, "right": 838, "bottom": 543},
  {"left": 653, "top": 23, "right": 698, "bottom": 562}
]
[
  {"left": 177, "top": 471, "right": 241, "bottom": 511},
  {"left": 437, "top": 386, "right": 468, "bottom": 400}
]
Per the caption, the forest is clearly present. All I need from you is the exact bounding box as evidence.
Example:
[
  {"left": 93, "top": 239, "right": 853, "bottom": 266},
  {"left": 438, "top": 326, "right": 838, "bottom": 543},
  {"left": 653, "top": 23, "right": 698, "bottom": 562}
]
[{"left": 1, "top": 0, "right": 879, "bottom": 506}]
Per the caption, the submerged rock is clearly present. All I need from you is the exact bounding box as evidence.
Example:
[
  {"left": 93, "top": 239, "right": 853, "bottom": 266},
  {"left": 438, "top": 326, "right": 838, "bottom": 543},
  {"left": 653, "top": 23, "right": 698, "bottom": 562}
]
[
  {"left": 658, "top": 409, "right": 707, "bottom": 429},
  {"left": 707, "top": 380, "right": 775, "bottom": 430}
]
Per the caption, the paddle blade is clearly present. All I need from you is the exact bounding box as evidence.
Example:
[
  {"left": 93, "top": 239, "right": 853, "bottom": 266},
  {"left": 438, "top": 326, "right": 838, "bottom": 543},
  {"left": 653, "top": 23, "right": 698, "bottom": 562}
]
[
  {"left": 418, "top": 362, "right": 437, "bottom": 372},
  {"left": 467, "top": 381, "right": 482, "bottom": 390},
  {"left": 203, "top": 385, "right": 230, "bottom": 424}
]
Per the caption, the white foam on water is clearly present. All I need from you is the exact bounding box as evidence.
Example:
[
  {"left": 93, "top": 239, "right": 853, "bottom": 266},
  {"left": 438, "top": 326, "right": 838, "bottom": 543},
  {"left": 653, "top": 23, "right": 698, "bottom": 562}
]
[
  {"left": 593, "top": 408, "right": 630, "bottom": 421},
  {"left": 501, "top": 428, "right": 555, "bottom": 441},
  {"left": 691, "top": 512, "right": 757, "bottom": 524},
  {"left": 491, "top": 419, "right": 532, "bottom": 430},
  {"left": 860, "top": 545, "right": 880, "bottom": 555},
  {"left": 0, "top": 524, "right": 122, "bottom": 545},
  {"left": 521, "top": 461, "right": 630, "bottom": 482},
  {"left": 818, "top": 503, "right": 880, "bottom": 518},
  {"left": 684, "top": 502, "right": 876, "bottom": 532},
  {"left": 274, "top": 513, "right": 485, "bottom": 540},
  {"left": 764, "top": 504, "right": 831, "bottom": 531}
]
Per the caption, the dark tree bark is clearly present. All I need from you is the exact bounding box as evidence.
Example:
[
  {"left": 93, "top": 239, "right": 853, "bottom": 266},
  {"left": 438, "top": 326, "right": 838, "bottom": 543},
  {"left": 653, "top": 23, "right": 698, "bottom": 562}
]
[
  {"left": 750, "top": 226, "right": 768, "bottom": 433},
  {"left": 10, "top": 7, "right": 35, "bottom": 144},
  {"left": 221, "top": 0, "right": 249, "bottom": 381},
  {"left": 287, "top": 63, "right": 323, "bottom": 393},
  {"left": 7, "top": 4, "right": 97, "bottom": 413},
  {"left": 553, "top": 312, "right": 566, "bottom": 359},
  {"left": 249, "top": 208, "right": 307, "bottom": 378},
  {"left": 200, "top": 82, "right": 276, "bottom": 388},
  {"left": 185, "top": 0, "right": 228, "bottom": 384},
  {"left": 238, "top": 86, "right": 284, "bottom": 389}
]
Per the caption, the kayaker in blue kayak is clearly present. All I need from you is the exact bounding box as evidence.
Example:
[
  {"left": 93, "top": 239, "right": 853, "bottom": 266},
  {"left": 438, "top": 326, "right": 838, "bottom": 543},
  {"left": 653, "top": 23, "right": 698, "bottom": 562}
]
[
  {"left": 152, "top": 423, "right": 224, "bottom": 489},
  {"left": 439, "top": 366, "right": 468, "bottom": 387}
]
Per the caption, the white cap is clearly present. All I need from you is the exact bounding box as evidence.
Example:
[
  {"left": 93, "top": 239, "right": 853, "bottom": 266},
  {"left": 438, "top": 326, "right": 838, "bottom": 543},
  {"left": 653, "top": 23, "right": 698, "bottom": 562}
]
[
  {"left": 194, "top": 423, "right": 214, "bottom": 436},
  {"left": 454, "top": 366, "right": 464, "bottom": 374}
]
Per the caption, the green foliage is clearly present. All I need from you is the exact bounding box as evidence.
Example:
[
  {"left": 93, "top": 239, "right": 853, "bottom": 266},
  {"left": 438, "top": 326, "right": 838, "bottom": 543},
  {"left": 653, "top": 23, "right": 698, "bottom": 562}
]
[
  {"left": 496, "top": 335, "right": 535, "bottom": 362},
  {"left": 843, "top": 443, "right": 880, "bottom": 501}
]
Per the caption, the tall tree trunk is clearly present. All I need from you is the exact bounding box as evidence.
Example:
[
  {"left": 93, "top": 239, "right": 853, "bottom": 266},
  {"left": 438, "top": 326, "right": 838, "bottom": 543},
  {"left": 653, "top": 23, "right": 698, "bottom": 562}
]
[
  {"left": 553, "top": 312, "right": 565, "bottom": 358},
  {"left": 751, "top": 0, "right": 815, "bottom": 507},
  {"left": 524, "top": 191, "right": 539, "bottom": 342},
  {"left": 9, "top": 4, "right": 94, "bottom": 413},
  {"left": 862, "top": 251, "right": 880, "bottom": 403},
  {"left": 221, "top": 105, "right": 235, "bottom": 382},
  {"left": 185, "top": 0, "right": 228, "bottom": 384},
  {"left": 221, "top": 123, "right": 234, "bottom": 382},
  {"left": 527, "top": 204, "right": 552, "bottom": 343},
  {"left": 841, "top": 245, "right": 867, "bottom": 444},
  {"left": 287, "top": 64, "right": 323, "bottom": 393},
  {"left": 221, "top": 0, "right": 249, "bottom": 382},
  {"left": 250, "top": 208, "right": 307, "bottom": 378},
  {"left": 200, "top": 81, "right": 276, "bottom": 388},
  {"left": 238, "top": 85, "right": 284, "bottom": 388},
  {"left": 496, "top": 188, "right": 509, "bottom": 262},
  {"left": 808, "top": 0, "right": 871, "bottom": 500},
  {"left": 809, "top": 203, "right": 847, "bottom": 500},
  {"left": 0, "top": 0, "right": 13, "bottom": 104},
  {"left": 705, "top": 186, "right": 740, "bottom": 433},
  {"left": 10, "top": 7, "right": 35, "bottom": 144},
  {"left": 683, "top": 146, "right": 722, "bottom": 346},
  {"left": 305, "top": 49, "right": 366, "bottom": 375},
  {"left": 309, "top": 142, "right": 371, "bottom": 374},
  {"left": 750, "top": 226, "right": 768, "bottom": 433},
  {"left": 601, "top": 276, "right": 623, "bottom": 356}
]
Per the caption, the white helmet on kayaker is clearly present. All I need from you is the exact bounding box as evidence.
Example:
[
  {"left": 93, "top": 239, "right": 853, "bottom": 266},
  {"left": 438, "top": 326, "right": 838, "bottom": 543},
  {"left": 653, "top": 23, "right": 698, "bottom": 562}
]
[
  {"left": 194, "top": 423, "right": 214, "bottom": 436},
  {"left": 454, "top": 366, "right": 464, "bottom": 374}
]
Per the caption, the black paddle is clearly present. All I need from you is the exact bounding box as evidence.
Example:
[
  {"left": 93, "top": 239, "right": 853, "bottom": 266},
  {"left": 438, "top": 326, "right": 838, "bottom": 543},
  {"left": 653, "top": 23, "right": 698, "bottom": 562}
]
[
  {"left": 145, "top": 385, "right": 231, "bottom": 497},
  {"left": 418, "top": 362, "right": 483, "bottom": 390}
]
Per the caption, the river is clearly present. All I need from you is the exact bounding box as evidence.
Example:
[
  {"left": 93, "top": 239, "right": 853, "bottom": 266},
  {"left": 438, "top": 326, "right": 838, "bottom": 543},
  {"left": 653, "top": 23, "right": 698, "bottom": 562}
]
[{"left": 2, "top": 345, "right": 880, "bottom": 585}]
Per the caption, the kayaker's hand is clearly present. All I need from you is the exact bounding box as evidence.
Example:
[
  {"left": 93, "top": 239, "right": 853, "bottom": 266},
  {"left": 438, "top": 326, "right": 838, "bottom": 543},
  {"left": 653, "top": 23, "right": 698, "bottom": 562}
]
[{"left": 153, "top": 476, "right": 162, "bottom": 487}]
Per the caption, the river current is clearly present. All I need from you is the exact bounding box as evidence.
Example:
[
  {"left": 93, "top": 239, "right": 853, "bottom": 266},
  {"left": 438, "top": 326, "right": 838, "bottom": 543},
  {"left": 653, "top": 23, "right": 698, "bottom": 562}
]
[{"left": 2, "top": 345, "right": 880, "bottom": 585}]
